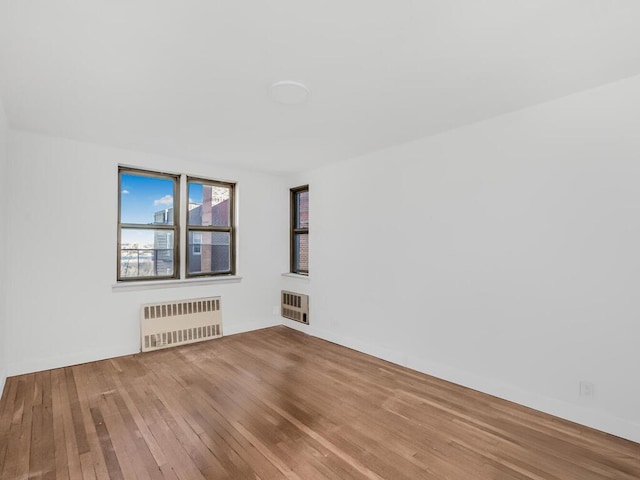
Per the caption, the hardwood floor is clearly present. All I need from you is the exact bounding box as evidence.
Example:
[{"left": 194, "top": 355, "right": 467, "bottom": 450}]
[{"left": 0, "top": 326, "right": 638, "bottom": 479}]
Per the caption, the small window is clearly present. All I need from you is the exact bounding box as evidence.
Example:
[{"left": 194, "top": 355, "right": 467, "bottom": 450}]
[
  {"left": 118, "top": 168, "right": 179, "bottom": 280},
  {"left": 192, "top": 232, "right": 202, "bottom": 255},
  {"left": 187, "top": 178, "right": 236, "bottom": 276},
  {"left": 290, "top": 185, "right": 309, "bottom": 275}
]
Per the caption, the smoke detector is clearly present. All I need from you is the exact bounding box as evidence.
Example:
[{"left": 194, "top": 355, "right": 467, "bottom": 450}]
[{"left": 270, "top": 80, "right": 310, "bottom": 105}]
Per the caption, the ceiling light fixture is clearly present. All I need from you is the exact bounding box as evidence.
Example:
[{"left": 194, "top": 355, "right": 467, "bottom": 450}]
[{"left": 269, "top": 80, "right": 310, "bottom": 105}]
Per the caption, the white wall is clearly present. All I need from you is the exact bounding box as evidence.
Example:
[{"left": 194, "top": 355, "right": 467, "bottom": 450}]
[
  {"left": 0, "top": 96, "right": 8, "bottom": 396},
  {"left": 283, "top": 75, "right": 640, "bottom": 443},
  {"left": 3, "top": 76, "right": 639, "bottom": 444},
  {"left": 4, "top": 131, "right": 288, "bottom": 376}
]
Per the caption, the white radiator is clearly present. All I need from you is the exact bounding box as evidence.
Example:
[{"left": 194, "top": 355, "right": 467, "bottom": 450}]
[
  {"left": 281, "top": 291, "right": 309, "bottom": 324},
  {"left": 140, "top": 297, "right": 222, "bottom": 352}
]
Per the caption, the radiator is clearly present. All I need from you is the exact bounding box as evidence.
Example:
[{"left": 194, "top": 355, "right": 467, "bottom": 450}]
[
  {"left": 281, "top": 290, "right": 309, "bottom": 324},
  {"left": 140, "top": 297, "right": 222, "bottom": 352}
]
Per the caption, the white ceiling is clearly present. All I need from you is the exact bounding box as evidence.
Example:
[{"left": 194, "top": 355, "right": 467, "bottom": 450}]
[{"left": 1, "top": 1, "right": 640, "bottom": 174}]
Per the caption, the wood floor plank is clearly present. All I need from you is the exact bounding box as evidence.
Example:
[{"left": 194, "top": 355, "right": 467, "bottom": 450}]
[
  {"left": 53, "top": 368, "right": 83, "bottom": 479},
  {"left": 29, "top": 370, "right": 56, "bottom": 480},
  {"left": 10, "top": 378, "right": 26, "bottom": 427},
  {"left": 72, "top": 364, "right": 112, "bottom": 480},
  {"left": 13, "top": 374, "right": 36, "bottom": 479},
  {"left": 1, "top": 326, "right": 639, "bottom": 479},
  {"left": 124, "top": 382, "right": 208, "bottom": 480},
  {"left": 50, "top": 369, "right": 71, "bottom": 480},
  {"left": 0, "top": 377, "right": 19, "bottom": 471},
  {"left": 108, "top": 372, "right": 169, "bottom": 472},
  {"left": 0, "top": 377, "right": 18, "bottom": 432},
  {"left": 89, "top": 361, "right": 155, "bottom": 480},
  {"left": 110, "top": 391, "right": 165, "bottom": 480},
  {"left": 147, "top": 383, "right": 229, "bottom": 478},
  {"left": 167, "top": 387, "right": 290, "bottom": 479},
  {"left": 89, "top": 406, "right": 125, "bottom": 480},
  {"left": 64, "top": 368, "right": 90, "bottom": 456},
  {"left": 79, "top": 451, "right": 98, "bottom": 480},
  {"left": 138, "top": 353, "right": 290, "bottom": 480},
  {"left": 1, "top": 422, "right": 23, "bottom": 478}
]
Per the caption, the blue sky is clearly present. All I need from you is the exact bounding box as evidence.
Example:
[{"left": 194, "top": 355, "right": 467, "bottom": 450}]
[
  {"left": 189, "top": 182, "right": 203, "bottom": 205},
  {"left": 120, "top": 173, "right": 205, "bottom": 245},
  {"left": 120, "top": 173, "right": 175, "bottom": 224},
  {"left": 120, "top": 173, "right": 174, "bottom": 245}
]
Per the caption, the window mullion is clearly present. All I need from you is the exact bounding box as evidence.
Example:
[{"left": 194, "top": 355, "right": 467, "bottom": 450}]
[
  {"left": 188, "top": 226, "right": 231, "bottom": 233},
  {"left": 179, "top": 173, "right": 187, "bottom": 279},
  {"left": 120, "top": 223, "right": 176, "bottom": 231}
]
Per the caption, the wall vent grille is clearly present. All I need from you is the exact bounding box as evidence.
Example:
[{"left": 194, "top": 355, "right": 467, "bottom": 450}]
[
  {"left": 141, "top": 297, "right": 222, "bottom": 352},
  {"left": 281, "top": 291, "right": 309, "bottom": 324}
]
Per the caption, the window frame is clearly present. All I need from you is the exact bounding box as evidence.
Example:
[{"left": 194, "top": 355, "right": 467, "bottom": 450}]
[
  {"left": 290, "top": 185, "right": 309, "bottom": 275},
  {"left": 186, "top": 177, "right": 236, "bottom": 278},
  {"left": 117, "top": 167, "right": 180, "bottom": 282}
]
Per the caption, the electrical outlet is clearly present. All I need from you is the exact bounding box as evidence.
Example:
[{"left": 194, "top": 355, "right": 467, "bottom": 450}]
[
  {"left": 579, "top": 381, "right": 595, "bottom": 399},
  {"left": 272, "top": 306, "right": 280, "bottom": 316}
]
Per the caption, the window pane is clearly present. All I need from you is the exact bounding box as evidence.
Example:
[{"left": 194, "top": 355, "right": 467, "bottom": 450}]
[
  {"left": 191, "top": 232, "right": 202, "bottom": 255},
  {"left": 187, "top": 231, "right": 231, "bottom": 274},
  {"left": 296, "top": 190, "right": 309, "bottom": 228},
  {"left": 294, "top": 233, "right": 309, "bottom": 272},
  {"left": 120, "top": 173, "right": 175, "bottom": 225},
  {"left": 120, "top": 228, "right": 174, "bottom": 278},
  {"left": 188, "top": 183, "right": 230, "bottom": 227}
]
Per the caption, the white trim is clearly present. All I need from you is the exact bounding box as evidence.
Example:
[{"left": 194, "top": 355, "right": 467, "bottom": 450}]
[
  {"left": 6, "top": 317, "right": 278, "bottom": 377},
  {"left": 7, "top": 344, "right": 139, "bottom": 377},
  {"left": 112, "top": 275, "right": 242, "bottom": 291},
  {"left": 403, "top": 354, "right": 640, "bottom": 444},
  {"left": 223, "top": 318, "right": 281, "bottom": 336},
  {"left": 281, "top": 273, "right": 310, "bottom": 281}
]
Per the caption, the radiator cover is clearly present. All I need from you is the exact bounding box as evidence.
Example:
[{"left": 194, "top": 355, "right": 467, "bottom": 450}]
[{"left": 140, "top": 297, "right": 222, "bottom": 352}]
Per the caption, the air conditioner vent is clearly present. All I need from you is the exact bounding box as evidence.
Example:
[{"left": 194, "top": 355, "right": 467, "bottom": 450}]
[{"left": 281, "top": 291, "right": 309, "bottom": 324}]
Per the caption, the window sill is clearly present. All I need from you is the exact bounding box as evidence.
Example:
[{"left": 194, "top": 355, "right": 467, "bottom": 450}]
[
  {"left": 281, "top": 273, "right": 310, "bottom": 281},
  {"left": 112, "top": 275, "right": 243, "bottom": 292}
]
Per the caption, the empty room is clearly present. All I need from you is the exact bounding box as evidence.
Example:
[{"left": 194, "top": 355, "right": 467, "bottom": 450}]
[{"left": 1, "top": 1, "right": 639, "bottom": 479}]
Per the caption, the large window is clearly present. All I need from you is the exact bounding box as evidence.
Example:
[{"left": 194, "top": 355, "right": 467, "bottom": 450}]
[
  {"left": 187, "top": 178, "right": 235, "bottom": 277},
  {"left": 117, "top": 167, "right": 235, "bottom": 281},
  {"left": 290, "top": 185, "right": 309, "bottom": 275},
  {"left": 118, "top": 168, "right": 179, "bottom": 280}
]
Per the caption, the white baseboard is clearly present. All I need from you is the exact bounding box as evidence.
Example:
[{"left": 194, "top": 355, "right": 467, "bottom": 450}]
[
  {"left": 224, "top": 318, "right": 281, "bottom": 336},
  {"left": 7, "top": 344, "right": 140, "bottom": 377},
  {"left": 286, "top": 322, "right": 640, "bottom": 444},
  {"left": 5, "top": 317, "right": 638, "bottom": 444},
  {"left": 404, "top": 353, "right": 640, "bottom": 444},
  {"left": 6, "top": 317, "right": 280, "bottom": 377}
]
